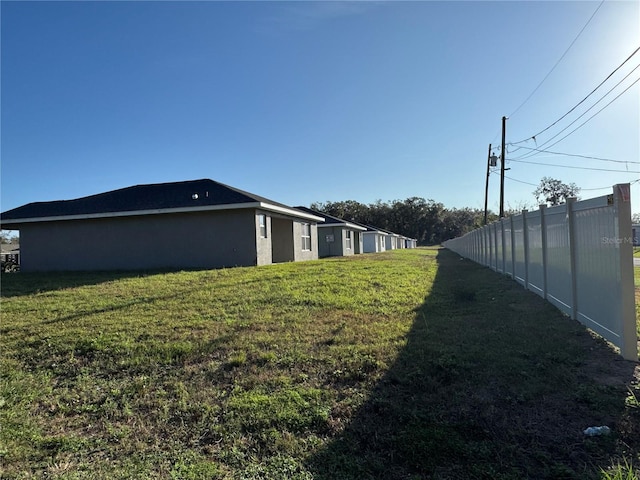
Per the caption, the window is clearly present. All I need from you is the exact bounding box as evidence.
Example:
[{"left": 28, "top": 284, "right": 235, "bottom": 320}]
[
  {"left": 258, "top": 214, "right": 267, "bottom": 238},
  {"left": 301, "top": 223, "right": 311, "bottom": 251},
  {"left": 345, "top": 230, "right": 352, "bottom": 250}
]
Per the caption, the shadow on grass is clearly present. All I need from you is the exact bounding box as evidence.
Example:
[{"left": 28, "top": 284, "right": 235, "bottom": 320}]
[
  {"left": 307, "top": 248, "right": 639, "bottom": 479},
  {"left": 0, "top": 269, "right": 189, "bottom": 298}
]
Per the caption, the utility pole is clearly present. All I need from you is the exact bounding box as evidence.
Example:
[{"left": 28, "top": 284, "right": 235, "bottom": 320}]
[
  {"left": 484, "top": 143, "right": 492, "bottom": 225},
  {"left": 499, "top": 116, "right": 507, "bottom": 218}
]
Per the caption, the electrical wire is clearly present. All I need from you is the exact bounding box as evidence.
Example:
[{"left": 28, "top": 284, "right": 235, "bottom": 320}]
[
  {"left": 507, "top": 158, "right": 640, "bottom": 173},
  {"left": 514, "top": 66, "right": 640, "bottom": 159},
  {"left": 504, "top": 145, "right": 640, "bottom": 165},
  {"left": 502, "top": 174, "right": 539, "bottom": 187},
  {"left": 521, "top": 76, "right": 640, "bottom": 154},
  {"left": 510, "top": 45, "right": 640, "bottom": 146},
  {"left": 508, "top": 0, "right": 606, "bottom": 118}
]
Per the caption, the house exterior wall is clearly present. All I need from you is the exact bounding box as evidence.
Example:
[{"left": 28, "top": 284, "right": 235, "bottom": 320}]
[
  {"left": 342, "top": 229, "right": 356, "bottom": 256},
  {"left": 318, "top": 227, "right": 339, "bottom": 258},
  {"left": 255, "top": 211, "right": 273, "bottom": 266},
  {"left": 363, "top": 232, "right": 384, "bottom": 253},
  {"left": 271, "top": 217, "right": 294, "bottom": 263},
  {"left": 18, "top": 209, "right": 258, "bottom": 272},
  {"left": 293, "top": 221, "right": 319, "bottom": 262},
  {"left": 355, "top": 231, "right": 363, "bottom": 254},
  {"left": 317, "top": 227, "right": 362, "bottom": 258},
  {"left": 384, "top": 235, "right": 396, "bottom": 250}
]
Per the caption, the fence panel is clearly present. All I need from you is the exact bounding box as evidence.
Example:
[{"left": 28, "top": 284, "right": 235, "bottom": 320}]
[
  {"left": 495, "top": 222, "right": 503, "bottom": 273},
  {"left": 544, "top": 204, "right": 573, "bottom": 317},
  {"left": 442, "top": 184, "right": 636, "bottom": 360},
  {"left": 526, "top": 210, "right": 544, "bottom": 297},
  {"left": 573, "top": 197, "right": 623, "bottom": 348},
  {"left": 503, "top": 218, "right": 513, "bottom": 278},
  {"left": 512, "top": 214, "right": 526, "bottom": 286}
]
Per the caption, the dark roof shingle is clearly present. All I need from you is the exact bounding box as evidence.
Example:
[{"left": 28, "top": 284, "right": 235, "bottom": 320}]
[{"left": 1, "top": 179, "right": 294, "bottom": 222}]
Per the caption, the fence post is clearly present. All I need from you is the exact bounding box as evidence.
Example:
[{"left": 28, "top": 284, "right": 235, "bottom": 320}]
[
  {"left": 522, "top": 209, "right": 529, "bottom": 290},
  {"left": 510, "top": 214, "right": 516, "bottom": 279},
  {"left": 540, "top": 204, "right": 548, "bottom": 300},
  {"left": 613, "top": 184, "right": 638, "bottom": 361},
  {"left": 566, "top": 198, "right": 578, "bottom": 321}
]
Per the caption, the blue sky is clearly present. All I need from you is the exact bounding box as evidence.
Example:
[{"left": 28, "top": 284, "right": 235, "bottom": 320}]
[{"left": 1, "top": 1, "right": 639, "bottom": 218}]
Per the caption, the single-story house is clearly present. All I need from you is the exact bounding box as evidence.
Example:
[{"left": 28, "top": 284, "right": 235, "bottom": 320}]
[
  {"left": 361, "top": 224, "right": 387, "bottom": 253},
  {"left": 379, "top": 228, "right": 403, "bottom": 250},
  {"left": 294, "top": 206, "right": 366, "bottom": 257},
  {"left": 405, "top": 237, "right": 418, "bottom": 249},
  {"left": 0, "top": 179, "right": 324, "bottom": 272}
]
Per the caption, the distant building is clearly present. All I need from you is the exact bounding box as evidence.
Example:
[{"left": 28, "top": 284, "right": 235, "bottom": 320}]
[{"left": 295, "top": 206, "right": 366, "bottom": 257}]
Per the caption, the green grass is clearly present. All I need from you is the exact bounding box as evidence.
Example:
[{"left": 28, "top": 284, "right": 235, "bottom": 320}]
[{"left": 1, "top": 248, "right": 638, "bottom": 479}]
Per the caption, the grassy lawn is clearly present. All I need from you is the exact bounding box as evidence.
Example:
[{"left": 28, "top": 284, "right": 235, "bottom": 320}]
[{"left": 1, "top": 248, "right": 639, "bottom": 479}]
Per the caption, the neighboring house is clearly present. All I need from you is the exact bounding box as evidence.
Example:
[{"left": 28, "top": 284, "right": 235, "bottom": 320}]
[
  {"left": 379, "top": 228, "right": 403, "bottom": 251},
  {"left": 1, "top": 243, "right": 20, "bottom": 271},
  {"left": 294, "top": 206, "right": 366, "bottom": 258},
  {"left": 405, "top": 237, "right": 418, "bottom": 249},
  {"left": 361, "top": 225, "right": 387, "bottom": 253},
  {"left": 0, "top": 179, "right": 324, "bottom": 272}
]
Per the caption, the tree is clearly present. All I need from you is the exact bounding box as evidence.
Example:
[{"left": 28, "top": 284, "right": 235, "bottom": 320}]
[
  {"left": 0, "top": 230, "right": 18, "bottom": 244},
  {"left": 533, "top": 177, "right": 580, "bottom": 206},
  {"left": 309, "top": 197, "right": 485, "bottom": 245}
]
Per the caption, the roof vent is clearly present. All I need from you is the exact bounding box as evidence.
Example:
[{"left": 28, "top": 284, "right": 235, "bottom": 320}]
[{"left": 192, "top": 193, "right": 199, "bottom": 200}]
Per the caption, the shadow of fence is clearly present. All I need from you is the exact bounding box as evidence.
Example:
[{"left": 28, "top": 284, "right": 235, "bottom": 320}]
[{"left": 306, "top": 248, "right": 638, "bottom": 479}]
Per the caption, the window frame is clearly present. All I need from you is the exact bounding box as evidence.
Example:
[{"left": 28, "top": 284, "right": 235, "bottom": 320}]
[
  {"left": 258, "top": 214, "right": 267, "bottom": 238},
  {"left": 345, "top": 230, "right": 352, "bottom": 250},
  {"left": 301, "top": 223, "right": 312, "bottom": 251}
]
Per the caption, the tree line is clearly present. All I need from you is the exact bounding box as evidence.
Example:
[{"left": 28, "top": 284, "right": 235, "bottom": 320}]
[
  {"left": 309, "top": 178, "right": 610, "bottom": 246},
  {"left": 310, "top": 198, "right": 495, "bottom": 246}
]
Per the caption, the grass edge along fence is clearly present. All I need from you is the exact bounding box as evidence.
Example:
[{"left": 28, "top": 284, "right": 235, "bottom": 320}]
[{"left": 443, "top": 183, "right": 637, "bottom": 361}]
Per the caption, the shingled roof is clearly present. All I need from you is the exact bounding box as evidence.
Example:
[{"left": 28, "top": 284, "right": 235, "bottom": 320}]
[
  {"left": 294, "top": 206, "right": 367, "bottom": 231},
  {"left": 1, "top": 179, "right": 323, "bottom": 226}
]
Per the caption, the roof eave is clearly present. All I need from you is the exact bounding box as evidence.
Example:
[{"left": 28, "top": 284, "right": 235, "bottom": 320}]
[
  {"left": 317, "top": 222, "right": 367, "bottom": 231},
  {"left": 1, "top": 201, "right": 325, "bottom": 227}
]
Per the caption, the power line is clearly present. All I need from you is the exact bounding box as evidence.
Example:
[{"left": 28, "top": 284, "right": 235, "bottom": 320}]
[
  {"left": 497, "top": 171, "right": 640, "bottom": 190},
  {"left": 507, "top": 158, "right": 640, "bottom": 173},
  {"left": 508, "top": 0, "right": 606, "bottom": 118},
  {"left": 502, "top": 174, "right": 538, "bottom": 187},
  {"left": 510, "top": 45, "right": 640, "bottom": 146},
  {"left": 504, "top": 145, "right": 640, "bottom": 164},
  {"left": 513, "top": 67, "right": 640, "bottom": 159},
  {"left": 525, "top": 76, "right": 640, "bottom": 153}
]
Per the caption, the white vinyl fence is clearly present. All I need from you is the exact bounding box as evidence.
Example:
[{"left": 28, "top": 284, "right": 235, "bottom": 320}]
[{"left": 443, "top": 184, "right": 637, "bottom": 361}]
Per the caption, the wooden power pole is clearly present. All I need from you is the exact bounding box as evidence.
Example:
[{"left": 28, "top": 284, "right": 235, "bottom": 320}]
[
  {"left": 499, "top": 116, "right": 506, "bottom": 218},
  {"left": 484, "top": 143, "right": 492, "bottom": 225}
]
